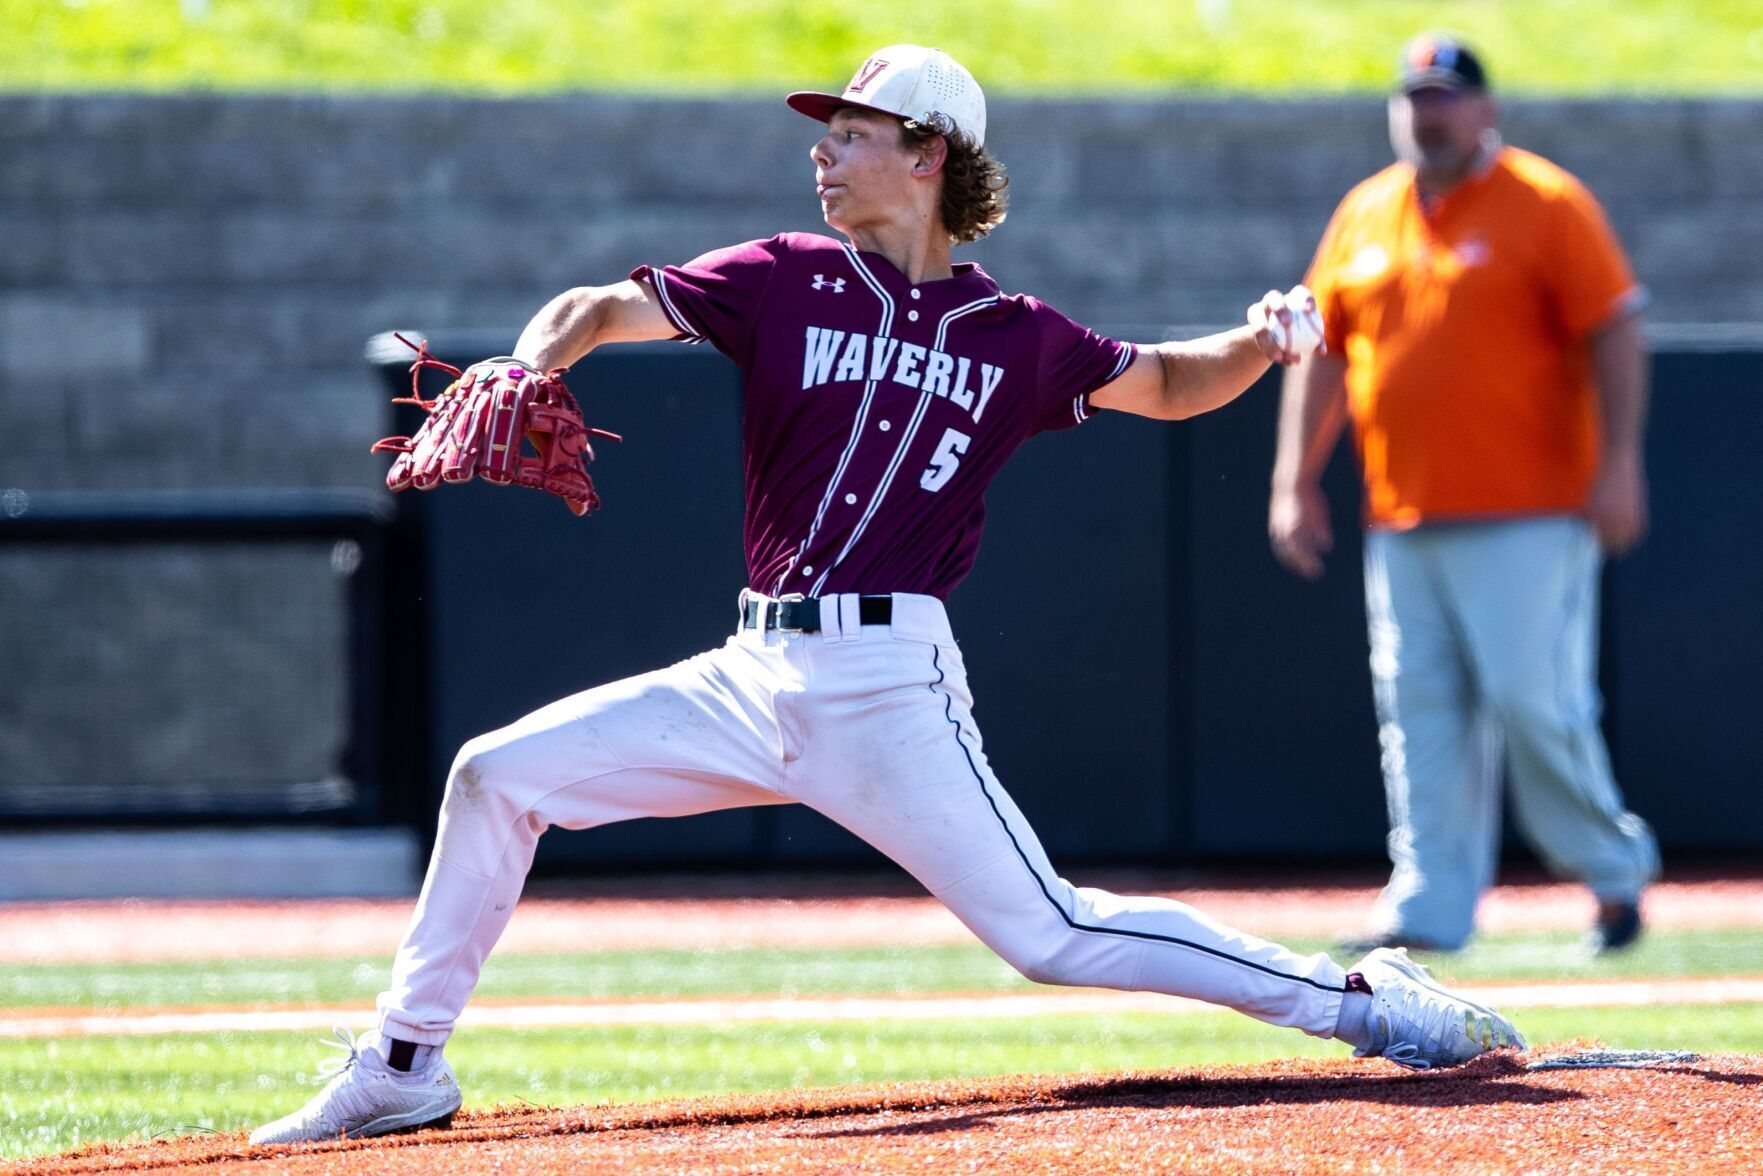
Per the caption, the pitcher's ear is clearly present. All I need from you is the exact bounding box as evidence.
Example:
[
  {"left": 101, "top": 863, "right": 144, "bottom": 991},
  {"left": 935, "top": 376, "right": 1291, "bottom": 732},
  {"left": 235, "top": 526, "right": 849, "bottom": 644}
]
[{"left": 913, "top": 132, "right": 949, "bottom": 176}]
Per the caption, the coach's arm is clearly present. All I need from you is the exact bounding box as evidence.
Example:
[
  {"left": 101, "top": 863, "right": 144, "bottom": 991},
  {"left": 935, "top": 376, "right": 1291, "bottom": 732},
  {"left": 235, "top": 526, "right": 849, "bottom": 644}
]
[
  {"left": 1090, "top": 289, "right": 1308, "bottom": 422},
  {"left": 1267, "top": 350, "right": 1350, "bottom": 580},
  {"left": 514, "top": 279, "right": 678, "bottom": 371},
  {"left": 1584, "top": 308, "right": 1650, "bottom": 555}
]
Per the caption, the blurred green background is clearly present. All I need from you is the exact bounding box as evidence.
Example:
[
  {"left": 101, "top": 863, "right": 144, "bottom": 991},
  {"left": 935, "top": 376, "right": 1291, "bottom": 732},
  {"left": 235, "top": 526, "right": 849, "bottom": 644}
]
[{"left": 8, "top": 0, "right": 1763, "bottom": 93}]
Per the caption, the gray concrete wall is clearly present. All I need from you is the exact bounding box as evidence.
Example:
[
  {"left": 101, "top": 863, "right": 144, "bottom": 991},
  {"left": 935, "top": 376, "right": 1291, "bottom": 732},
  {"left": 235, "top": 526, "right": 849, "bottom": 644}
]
[
  {"left": 2, "top": 94, "right": 1759, "bottom": 841},
  {"left": 2, "top": 93, "right": 1759, "bottom": 496}
]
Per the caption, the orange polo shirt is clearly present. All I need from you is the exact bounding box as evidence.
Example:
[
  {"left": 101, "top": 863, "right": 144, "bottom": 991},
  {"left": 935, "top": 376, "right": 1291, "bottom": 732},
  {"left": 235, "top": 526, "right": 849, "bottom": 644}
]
[{"left": 1306, "top": 146, "right": 1642, "bottom": 529}]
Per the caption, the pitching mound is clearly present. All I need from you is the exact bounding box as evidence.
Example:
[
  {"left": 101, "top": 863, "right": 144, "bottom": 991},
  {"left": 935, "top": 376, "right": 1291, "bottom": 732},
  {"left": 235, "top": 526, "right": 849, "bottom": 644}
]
[{"left": 17, "top": 1047, "right": 1760, "bottom": 1174}]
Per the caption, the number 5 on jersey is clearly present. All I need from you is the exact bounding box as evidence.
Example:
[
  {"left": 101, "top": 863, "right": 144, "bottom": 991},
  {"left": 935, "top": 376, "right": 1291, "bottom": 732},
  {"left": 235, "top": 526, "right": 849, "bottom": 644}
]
[{"left": 920, "top": 428, "right": 971, "bottom": 492}]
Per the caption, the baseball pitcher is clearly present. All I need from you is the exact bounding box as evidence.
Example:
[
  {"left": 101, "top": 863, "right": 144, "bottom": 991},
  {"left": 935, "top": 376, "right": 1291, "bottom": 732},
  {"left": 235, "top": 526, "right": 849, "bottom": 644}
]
[{"left": 252, "top": 45, "right": 1522, "bottom": 1145}]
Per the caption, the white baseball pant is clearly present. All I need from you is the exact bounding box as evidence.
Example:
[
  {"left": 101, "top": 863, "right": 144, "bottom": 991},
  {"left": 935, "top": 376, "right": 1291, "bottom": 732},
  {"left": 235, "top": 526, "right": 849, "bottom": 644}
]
[{"left": 377, "top": 591, "right": 1350, "bottom": 1045}]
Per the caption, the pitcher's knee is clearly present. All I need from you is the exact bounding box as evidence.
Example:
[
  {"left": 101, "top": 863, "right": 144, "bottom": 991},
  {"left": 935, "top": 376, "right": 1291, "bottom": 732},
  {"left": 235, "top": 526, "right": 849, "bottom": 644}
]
[{"left": 441, "top": 734, "right": 525, "bottom": 821}]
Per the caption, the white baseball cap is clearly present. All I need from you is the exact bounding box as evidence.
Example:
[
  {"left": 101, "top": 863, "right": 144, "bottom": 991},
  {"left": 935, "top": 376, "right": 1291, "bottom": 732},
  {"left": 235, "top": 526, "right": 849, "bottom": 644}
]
[{"left": 787, "top": 45, "right": 988, "bottom": 147}]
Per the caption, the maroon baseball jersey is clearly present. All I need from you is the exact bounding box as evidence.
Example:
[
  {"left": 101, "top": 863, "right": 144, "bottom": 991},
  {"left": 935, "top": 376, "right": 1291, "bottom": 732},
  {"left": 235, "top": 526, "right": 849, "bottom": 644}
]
[{"left": 631, "top": 233, "right": 1135, "bottom": 599}]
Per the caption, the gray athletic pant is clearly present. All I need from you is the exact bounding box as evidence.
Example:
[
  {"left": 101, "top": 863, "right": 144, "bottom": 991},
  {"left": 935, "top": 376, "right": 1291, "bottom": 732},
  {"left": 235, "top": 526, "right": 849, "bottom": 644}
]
[{"left": 1365, "top": 516, "right": 1659, "bottom": 949}]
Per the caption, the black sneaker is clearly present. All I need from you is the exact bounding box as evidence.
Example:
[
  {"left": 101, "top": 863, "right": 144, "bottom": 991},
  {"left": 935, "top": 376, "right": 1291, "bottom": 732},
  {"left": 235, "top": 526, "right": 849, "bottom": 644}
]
[{"left": 1590, "top": 900, "right": 1643, "bottom": 954}]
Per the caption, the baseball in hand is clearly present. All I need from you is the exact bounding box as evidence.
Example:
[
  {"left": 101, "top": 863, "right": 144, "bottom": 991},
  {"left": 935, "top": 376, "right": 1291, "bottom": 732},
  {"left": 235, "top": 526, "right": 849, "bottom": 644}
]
[{"left": 1267, "top": 286, "right": 1325, "bottom": 356}]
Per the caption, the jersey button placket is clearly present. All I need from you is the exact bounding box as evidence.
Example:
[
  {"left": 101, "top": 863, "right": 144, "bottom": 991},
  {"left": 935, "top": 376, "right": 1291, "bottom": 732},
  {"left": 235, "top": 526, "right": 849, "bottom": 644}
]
[{"left": 804, "top": 268, "right": 919, "bottom": 594}]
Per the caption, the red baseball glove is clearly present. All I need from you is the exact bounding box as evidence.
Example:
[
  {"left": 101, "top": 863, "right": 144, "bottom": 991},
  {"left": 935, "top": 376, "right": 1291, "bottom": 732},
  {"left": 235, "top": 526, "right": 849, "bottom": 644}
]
[{"left": 373, "top": 337, "right": 620, "bottom": 516}]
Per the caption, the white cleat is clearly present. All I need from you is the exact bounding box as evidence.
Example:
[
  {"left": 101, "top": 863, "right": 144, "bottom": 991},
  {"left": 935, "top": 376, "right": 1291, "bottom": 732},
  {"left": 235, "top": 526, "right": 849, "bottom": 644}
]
[
  {"left": 249, "top": 1027, "right": 462, "bottom": 1145},
  {"left": 1352, "top": 947, "right": 1527, "bottom": 1070}
]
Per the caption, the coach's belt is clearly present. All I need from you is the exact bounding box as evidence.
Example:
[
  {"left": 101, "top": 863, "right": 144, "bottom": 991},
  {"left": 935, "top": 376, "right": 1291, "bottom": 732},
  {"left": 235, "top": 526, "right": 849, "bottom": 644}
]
[{"left": 742, "top": 595, "right": 893, "bottom": 633}]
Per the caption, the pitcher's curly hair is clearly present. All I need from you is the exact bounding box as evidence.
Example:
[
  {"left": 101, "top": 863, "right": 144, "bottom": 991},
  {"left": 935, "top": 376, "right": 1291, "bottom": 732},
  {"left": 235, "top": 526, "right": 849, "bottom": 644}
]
[{"left": 901, "top": 118, "right": 1008, "bottom": 245}]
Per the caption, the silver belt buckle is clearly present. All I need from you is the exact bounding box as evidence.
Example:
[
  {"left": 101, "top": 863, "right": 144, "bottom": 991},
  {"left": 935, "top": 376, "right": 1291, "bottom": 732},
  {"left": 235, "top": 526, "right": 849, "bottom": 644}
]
[{"left": 773, "top": 592, "right": 808, "bottom": 631}]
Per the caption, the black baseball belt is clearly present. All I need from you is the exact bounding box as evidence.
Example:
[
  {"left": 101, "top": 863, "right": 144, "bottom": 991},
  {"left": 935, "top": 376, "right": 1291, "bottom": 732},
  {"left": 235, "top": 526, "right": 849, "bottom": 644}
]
[{"left": 742, "top": 595, "right": 894, "bottom": 633}]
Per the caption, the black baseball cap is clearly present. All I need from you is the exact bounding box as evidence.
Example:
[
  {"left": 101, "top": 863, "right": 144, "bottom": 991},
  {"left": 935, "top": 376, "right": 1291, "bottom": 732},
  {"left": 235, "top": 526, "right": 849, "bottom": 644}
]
[{"left": 1396, "top": 34, "right": 1489, "bottom": 93}]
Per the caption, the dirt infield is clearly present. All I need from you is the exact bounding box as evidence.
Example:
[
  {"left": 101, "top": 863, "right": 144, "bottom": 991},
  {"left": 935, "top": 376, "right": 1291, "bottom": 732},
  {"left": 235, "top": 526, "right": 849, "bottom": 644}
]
[
  {"left": 9, "top": 868, "right": 1763, "bottom": 963},
  {"left": 14, "top": 1049, "right": 1760, "bottom": 1175}
]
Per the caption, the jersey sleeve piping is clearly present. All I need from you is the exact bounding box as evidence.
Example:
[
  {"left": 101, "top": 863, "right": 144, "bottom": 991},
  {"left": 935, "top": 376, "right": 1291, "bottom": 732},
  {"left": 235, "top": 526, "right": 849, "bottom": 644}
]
[
  {"left": 1104, "top": 341, "right": 1137, "bottom": 385},
  {"left": 1075, "top": 340, "right": 1137, "bottom": 422},
  {"left": 648, "top": 268, "right": 707, "bottom": 342}
]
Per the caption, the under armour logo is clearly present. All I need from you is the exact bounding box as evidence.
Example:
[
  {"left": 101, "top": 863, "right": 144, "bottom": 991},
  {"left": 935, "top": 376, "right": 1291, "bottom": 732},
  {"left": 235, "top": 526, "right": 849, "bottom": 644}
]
[{"left": 812, "top": 274, "right": 846, "bottom": 293}]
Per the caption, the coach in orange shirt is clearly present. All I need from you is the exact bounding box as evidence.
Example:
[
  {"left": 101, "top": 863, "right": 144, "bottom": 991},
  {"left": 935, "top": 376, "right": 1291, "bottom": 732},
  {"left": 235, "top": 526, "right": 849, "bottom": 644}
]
[{"left": 1269, "top": 35, "right": 1659, "bottom": 953}]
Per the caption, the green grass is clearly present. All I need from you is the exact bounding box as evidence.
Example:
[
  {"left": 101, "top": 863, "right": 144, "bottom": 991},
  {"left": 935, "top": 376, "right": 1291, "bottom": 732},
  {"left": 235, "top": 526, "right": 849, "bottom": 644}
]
[
  {"left": 11, "top": 929, "right": 1763, "bottom": 1011},
  {"left": 1379, "top": 927, "right": 1763, "bottom": 984},
  {"left": 1, "top": 945, "right": 1030, "bottom": 1010},
  {"left": 5, "top": 928, "right": 1761, "bottom": 1160},
  {"left": 7, "top": 1, "right": 1763, "bottom": 94},
  {"left": 0, "top": 1018, "right": 1318, "bottom": 1158},
  {"left": 10, "top": 1006, "right": 1761, "bottom": 1160}
]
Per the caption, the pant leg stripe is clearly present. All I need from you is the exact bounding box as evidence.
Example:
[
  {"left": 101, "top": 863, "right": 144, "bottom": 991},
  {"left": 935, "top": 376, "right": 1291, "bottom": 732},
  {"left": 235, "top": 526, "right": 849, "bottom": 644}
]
[{"left": 928, "top": 647, "right": 1346, "bottom": 995}]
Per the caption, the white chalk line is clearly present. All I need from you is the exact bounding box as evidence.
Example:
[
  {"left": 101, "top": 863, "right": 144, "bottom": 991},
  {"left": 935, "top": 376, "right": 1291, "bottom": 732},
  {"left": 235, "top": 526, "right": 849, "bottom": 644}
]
[{"left": 5, "top": 978, "right": 1763, "bottom": 1039}]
